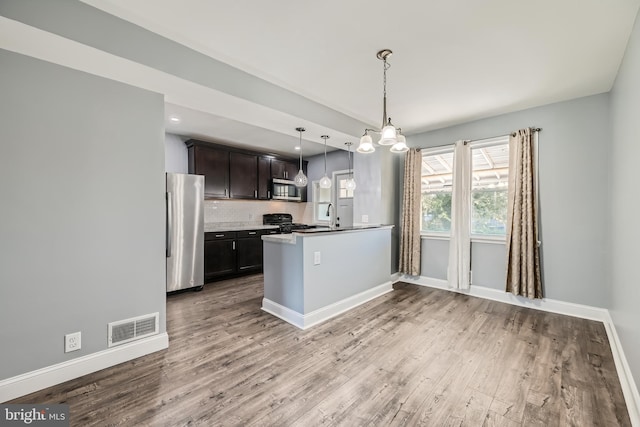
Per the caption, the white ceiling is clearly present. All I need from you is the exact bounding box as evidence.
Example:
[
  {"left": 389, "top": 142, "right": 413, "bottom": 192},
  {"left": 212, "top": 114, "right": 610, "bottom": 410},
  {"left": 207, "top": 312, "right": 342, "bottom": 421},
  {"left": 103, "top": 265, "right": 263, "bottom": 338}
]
[{"left": 4, "top": 1, "right": 640, "bottom": 157}]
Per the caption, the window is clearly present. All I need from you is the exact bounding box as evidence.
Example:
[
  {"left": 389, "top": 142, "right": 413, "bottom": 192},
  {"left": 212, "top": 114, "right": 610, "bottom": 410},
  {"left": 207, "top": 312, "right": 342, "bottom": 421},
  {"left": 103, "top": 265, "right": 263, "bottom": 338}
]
[
  {"left": 313, "top": 182, "right": 332, "bottom": 224},
  {"left": 421, "top": 138, "right": 509, "bottom": 238},
  {"left": 471, "top": 140, "right": 509, "bottom": 236},
  {"left": 338, "top": 178, "right": 354, "bottom": 199},
  {"left": 421, "top": 149, "right": 453, "bottom": 233}
]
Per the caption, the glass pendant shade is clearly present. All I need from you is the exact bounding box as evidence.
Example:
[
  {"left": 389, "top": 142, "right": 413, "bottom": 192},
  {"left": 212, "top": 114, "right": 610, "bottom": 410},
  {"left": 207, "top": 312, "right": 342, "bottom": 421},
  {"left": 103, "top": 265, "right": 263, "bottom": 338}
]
[
  {"left": 319, "top": 174, "right": 332, "bottom": 189},
  {"left": 294, "top": 126, "right": 307, "bottom": 187},
  {"left": 390, "top": 134, "right": 409, "bottom": 153},
  {"left": 319, "top": 135, "right": 332, "bottom": 189},
  {"left": 294, "top": 169, "right": 308, "bottom": 187},
  {"left": 378, "top": 124, "right": 397, "bottom": 145},
  {"left": 345, "top": 141, "right": 356, "bottom": 191},
  {"left": 357, "top": 134, "right": 375, "bottom": 153},
  {"left": 345, "top": 178, "right": 357, "bottom": 191}
]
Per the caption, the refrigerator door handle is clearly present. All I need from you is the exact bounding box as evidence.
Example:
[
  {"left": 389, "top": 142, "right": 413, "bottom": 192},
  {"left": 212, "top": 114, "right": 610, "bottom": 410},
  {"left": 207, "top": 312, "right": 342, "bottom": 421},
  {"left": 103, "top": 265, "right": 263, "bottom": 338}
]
[{"left": 166, "top": 191, "right": 173, "bottom": 258}]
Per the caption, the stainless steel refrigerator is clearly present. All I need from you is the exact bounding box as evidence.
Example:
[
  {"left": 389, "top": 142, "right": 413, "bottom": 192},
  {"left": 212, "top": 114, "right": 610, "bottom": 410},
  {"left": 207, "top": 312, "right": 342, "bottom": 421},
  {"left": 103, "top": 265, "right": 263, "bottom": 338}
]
[{"left": 166, "top": 173, "right": 204, "bottom": 292}]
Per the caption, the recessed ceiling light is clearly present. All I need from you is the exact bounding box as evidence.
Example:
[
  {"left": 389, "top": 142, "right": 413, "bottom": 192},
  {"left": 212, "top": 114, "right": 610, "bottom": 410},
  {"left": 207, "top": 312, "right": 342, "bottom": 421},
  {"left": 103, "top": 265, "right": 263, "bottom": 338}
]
[
  {"left": 169, "top": 116, "right": 180, "bottom": 123},
  {"left": 294, "top": 146, "right": 301, "bottom": 150}
]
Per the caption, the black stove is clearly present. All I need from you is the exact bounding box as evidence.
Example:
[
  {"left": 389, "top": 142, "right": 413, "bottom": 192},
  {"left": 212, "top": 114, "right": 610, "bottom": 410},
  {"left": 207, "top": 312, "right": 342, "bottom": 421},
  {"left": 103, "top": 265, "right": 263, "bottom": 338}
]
[{"left": 263, "top": 213, "right": 313, "bottom": 234}]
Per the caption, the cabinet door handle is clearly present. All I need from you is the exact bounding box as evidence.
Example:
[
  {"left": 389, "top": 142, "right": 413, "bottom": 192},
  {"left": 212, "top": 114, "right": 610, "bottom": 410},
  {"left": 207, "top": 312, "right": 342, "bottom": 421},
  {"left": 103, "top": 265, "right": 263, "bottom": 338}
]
[
  {"left": 254, "top": 190, "right": 257, "bottom": 198},
  {"left": 268, "top": 190, "right": 271, "bottom": 198},
  {"left": 232, "top": 241, "right": 236, "bottom": 250},
  {"left": 249, "top": 231, "right": 257, "bottom": 235},
  {"left": 215, "top": 234, "right": 224, "bottom": 238}
]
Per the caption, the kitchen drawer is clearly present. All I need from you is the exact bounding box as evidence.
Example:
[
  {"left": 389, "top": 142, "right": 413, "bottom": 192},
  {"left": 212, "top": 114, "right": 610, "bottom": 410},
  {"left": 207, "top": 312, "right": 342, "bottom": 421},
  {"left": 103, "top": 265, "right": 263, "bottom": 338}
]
[
  {"left": 237, "top": 230, "right": 261, "bottom": 239},
  {"left": 237, "top": 229, "right": 279, "bottom": 238},
  {"left": 205, "top": 231, "right": 237, "bottom": 240}
]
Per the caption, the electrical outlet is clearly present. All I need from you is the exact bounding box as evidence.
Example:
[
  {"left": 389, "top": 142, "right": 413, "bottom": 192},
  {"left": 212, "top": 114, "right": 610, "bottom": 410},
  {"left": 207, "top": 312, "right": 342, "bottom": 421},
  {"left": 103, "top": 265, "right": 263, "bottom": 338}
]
[
  {"left": 314, "top": 251, "right": 321, "bottom": 265},
  {"left": 65, "top": 332, "right": 81, "bottom": 353},
  {"left": 362, "top": 215, "right": 369, "bottom": 223}
]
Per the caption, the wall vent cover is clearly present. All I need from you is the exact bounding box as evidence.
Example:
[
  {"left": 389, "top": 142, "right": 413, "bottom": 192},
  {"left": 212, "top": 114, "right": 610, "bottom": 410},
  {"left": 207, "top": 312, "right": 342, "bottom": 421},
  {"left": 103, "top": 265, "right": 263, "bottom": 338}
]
[{"left": 108, "top": 312, "right": 159, "bottom": 347}]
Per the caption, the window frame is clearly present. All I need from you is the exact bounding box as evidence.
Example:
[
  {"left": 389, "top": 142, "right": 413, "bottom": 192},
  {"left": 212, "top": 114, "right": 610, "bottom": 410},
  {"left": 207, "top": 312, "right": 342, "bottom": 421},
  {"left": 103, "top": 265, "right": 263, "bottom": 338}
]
[{"left": 419, "top": 136, "right": 510, "bottom": 243}]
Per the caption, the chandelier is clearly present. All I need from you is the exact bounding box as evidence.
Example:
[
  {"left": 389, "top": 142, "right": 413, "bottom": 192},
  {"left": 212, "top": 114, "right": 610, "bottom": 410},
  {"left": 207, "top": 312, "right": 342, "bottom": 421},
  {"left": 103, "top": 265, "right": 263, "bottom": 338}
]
[{"left": 357, "top": 49, "right": 408, "bottom": 154}]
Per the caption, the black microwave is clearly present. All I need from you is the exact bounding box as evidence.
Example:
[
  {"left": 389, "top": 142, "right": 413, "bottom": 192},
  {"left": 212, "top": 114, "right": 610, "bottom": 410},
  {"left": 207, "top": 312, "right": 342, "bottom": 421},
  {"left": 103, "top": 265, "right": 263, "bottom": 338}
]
[{"left": 271, "top": 179, "right": 302, "bottom": 201}]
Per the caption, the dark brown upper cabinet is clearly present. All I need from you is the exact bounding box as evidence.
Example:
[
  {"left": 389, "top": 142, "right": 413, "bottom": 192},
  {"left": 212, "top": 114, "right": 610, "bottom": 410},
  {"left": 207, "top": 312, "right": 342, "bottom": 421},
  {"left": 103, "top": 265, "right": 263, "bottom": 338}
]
[
  {"left": 257, "top": 156, "right": 271, "bottom": 199},
  {"left": 229, "top": 152, "right": 258, "bottom": 199},
  {"left": 187, "top": 143, "right": 229, "bottom": 198},
  {"left": 271, "top": 159, "right": 299, "bottom": 180},
  {"left": 185, "top": 139, "right": 307, "bottom": 201}
]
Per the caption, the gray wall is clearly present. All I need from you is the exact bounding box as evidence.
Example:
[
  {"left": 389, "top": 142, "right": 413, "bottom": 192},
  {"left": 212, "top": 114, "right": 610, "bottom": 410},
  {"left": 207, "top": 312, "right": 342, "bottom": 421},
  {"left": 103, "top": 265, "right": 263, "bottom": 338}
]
[
  {"left": 610, "top": 9, "right": 640, "bottom": 388},
  {"left": 302, "top": 229, "right": 391, "bottom": 312},
  {"left": 0, "top": 50, "right": 166, "bottom": 380},
  {"left": 165, "top": 133, "right": 188, "bottom": 173},
  {"left": 409, "top": 93, "right": 611, "bottom": 307}
]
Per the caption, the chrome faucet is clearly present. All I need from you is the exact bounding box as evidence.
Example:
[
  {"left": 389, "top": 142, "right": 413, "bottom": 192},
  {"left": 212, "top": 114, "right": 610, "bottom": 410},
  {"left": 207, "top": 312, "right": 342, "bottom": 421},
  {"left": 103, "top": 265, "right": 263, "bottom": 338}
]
[{"left": 326, "top": 203, "right": 335, "bottom": 229}]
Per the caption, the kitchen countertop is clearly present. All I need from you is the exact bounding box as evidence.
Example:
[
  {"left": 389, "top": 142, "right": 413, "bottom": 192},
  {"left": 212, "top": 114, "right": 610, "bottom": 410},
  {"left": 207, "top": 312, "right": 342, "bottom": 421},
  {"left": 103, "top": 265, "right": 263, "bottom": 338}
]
[
  {"left": 261, "top": 225, "right": 394, "bottom": 244},
  {"left": 204, "top": 223, "right": 279, "bottom": 233}
]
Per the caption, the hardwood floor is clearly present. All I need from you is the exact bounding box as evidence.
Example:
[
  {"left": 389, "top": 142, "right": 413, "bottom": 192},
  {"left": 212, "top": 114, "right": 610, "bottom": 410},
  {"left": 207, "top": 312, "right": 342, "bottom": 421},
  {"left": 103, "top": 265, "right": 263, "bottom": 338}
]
[{"left": 10, "top": 276, "right": 630, "bottom": 426}]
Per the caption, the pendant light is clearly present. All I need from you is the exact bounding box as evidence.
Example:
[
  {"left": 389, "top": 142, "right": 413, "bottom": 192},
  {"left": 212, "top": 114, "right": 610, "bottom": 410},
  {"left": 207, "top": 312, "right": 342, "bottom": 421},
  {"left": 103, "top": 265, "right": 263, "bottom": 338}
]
[
  {"left": 293, "top": 127, "right": 308, "bottom": 187},
  {"left": 345, "top": 142, "right": 356, "bottom": 191},
  {"left": 319, "top": 135, "right": 332, "bottom": 189},
  {"left": 357, "top": 49, "right": 408, "bottom": 154}
]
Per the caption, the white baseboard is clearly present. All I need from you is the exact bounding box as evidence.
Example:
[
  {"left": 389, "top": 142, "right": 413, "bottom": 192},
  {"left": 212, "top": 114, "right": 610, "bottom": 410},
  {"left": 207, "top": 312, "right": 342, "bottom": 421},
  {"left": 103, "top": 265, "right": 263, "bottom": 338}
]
[
  {"left": 395, "top": 275, "right": 640, "bottom": 425},
  {"left": 396, "top": 275, "right": 609, "bottom": 321},
  {"left": 261, "top": 299, "right": 306, "bottom": 329},
  {"left": 262, "top": 281, "right": 393, "bottom": 330},
  {"left": 603, "top": 312, "right": 640, "bottom": 426},
  {"left": 0, "top": 332, "right": 169, "bottom": 403}
]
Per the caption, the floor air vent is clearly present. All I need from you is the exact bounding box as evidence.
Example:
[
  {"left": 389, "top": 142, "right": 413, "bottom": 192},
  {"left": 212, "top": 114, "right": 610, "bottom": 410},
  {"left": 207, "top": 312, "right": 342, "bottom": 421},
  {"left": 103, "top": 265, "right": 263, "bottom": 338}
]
[{"left": 108, "top": 312, "right": 159, "bottom": 347}]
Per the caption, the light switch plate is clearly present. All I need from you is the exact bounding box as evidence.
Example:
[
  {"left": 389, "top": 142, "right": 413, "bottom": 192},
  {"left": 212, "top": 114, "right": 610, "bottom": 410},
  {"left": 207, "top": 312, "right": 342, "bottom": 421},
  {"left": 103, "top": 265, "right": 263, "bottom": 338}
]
[
  {"left": 314, "top": 251, "right": 321, "bottom": 265},
  {"left": 362, "top": 215, "right": 369, "bottom": 223}
]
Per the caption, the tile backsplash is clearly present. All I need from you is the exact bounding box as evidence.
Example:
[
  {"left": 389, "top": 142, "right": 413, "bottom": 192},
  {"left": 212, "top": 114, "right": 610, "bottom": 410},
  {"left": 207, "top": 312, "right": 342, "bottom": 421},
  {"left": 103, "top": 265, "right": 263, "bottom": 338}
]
[{"left": 204, "top": 199, "right": 313, "bottom": 226}]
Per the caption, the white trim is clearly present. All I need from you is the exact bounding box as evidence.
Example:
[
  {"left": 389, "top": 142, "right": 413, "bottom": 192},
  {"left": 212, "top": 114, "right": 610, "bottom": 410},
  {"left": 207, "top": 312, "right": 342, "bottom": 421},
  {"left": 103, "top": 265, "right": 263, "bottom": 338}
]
[
  {"left": 421, "top": 233, "right": 450, "bottom": 241},
  {"left": 470, "top": 235, "right": 506, "bottom": 244},
  {"left": 397, "top": 275, "right": 608, "bottom": 321},
  {"left": 261, "top": 299, "right": 306, "bottom": 329},
  {"left": 394, "top": 275, "right": 640, "bottom": 424},
  {"left": 421, "top": 234, "right": 507, "bottom": 245},
  {"left": 603, "top": 311, "right": 640, "bottom": 426},
  {"left": 0, "top": 333, "right": 169, "bottom": 403},
  {"left": 262, "top": 281, "right": 393, "bottom": 330}
]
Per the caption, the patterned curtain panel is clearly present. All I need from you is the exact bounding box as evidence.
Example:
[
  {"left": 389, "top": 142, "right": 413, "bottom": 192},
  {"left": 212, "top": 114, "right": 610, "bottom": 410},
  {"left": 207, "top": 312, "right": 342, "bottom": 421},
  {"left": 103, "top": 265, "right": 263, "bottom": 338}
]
[
  {"left": 506, "top": 128, "right": 543, "bottom": 299},
  {"left": 399, "top": 148, "right": 422, "bottom": 275},
  {"left": 447, "top": 141, "right": 471, "bottom": 290}
]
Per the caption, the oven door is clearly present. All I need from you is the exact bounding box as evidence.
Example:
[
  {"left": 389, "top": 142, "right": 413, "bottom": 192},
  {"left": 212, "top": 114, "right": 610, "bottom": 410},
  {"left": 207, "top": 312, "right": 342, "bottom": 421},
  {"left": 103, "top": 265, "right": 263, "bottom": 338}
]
[{"left": 271, "top": 179, "right": 302, "bottom": 201}]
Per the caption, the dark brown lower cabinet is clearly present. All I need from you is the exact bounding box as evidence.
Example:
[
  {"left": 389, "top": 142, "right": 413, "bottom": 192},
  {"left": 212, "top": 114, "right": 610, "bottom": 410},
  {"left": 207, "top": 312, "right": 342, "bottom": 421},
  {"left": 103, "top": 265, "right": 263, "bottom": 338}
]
[
  {"left": 236, "top": 231, "right": 263, "bottom": 272},
  {"left": 204, "top": 232, "right": 237, "bottom": 282},
  {"left": 204, "top": 229, "right": 279, "bottom": 282}
]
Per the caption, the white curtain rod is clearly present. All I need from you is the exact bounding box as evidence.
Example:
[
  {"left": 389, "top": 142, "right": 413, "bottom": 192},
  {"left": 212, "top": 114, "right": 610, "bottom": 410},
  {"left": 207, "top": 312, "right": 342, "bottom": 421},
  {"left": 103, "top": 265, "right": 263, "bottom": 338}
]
[{"left": 418, "top": 127, "right": 542, "bottom": 150}]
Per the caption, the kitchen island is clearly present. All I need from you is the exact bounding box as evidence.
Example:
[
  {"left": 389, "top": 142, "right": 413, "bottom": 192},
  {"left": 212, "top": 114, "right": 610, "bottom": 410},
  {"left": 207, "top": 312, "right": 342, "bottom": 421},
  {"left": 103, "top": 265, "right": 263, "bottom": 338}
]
[{"left": 261, "top": 225, "right": 394, "bottom": 329}]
